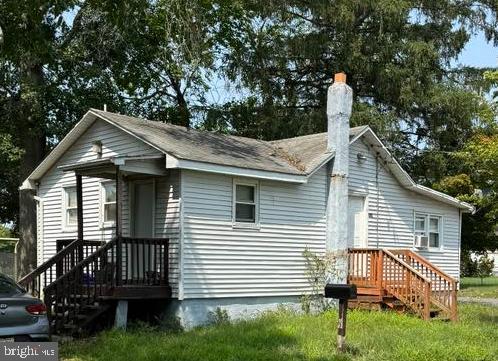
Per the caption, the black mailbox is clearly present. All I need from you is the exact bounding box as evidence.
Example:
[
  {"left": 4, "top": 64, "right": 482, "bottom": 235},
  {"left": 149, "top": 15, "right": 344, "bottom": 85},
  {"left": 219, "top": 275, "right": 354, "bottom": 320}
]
[{"left": 324, "top": 284, "right": 357, "bottom": 300}]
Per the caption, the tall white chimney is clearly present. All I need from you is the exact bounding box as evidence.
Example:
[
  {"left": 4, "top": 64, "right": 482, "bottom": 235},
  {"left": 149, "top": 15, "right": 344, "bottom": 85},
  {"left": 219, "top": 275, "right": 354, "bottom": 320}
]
[{"left": 326, "top": 72, "right": 353, "bottom": 283}]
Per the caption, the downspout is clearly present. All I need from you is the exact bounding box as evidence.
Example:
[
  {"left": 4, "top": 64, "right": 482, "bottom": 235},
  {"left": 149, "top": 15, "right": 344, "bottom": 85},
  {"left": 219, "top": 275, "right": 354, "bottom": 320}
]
[{"left": 326, "top": 72, "right": 353, "bottom": 283}]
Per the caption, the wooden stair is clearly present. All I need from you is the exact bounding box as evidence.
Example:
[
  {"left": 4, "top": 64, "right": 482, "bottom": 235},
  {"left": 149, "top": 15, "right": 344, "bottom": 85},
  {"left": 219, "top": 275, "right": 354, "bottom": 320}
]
[
  {"left": 19, "top": 236, "right": 171, "bottom": 337},
  {"left": 348, "top": 248, "right": 458, "bottom": 321},
  {"left": 54, "top": 298, "right": 112, "bottom": 337}
]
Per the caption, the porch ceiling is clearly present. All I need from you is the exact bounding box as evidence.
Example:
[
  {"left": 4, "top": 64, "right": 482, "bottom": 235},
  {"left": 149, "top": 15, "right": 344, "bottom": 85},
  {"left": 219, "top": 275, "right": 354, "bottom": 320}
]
[{"left": 58, "top": 155, "right": 166, "bottom": 178}]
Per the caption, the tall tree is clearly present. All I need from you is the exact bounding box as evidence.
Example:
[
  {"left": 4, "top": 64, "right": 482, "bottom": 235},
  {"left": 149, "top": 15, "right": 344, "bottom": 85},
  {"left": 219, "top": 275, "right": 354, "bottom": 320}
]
[
  {"left": 217, "top": 1, "right": 498, "bottom": 166},
  {"left": 0, "top": 0, "right": 241, "bottom": 275}
]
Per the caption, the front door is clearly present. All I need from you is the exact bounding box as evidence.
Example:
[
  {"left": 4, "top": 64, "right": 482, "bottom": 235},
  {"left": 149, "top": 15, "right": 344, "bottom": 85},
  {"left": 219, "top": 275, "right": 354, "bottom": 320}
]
[
  {"left": 130, "top": 181, "right": 155, "bottom": 281},
  {"left": 132, "top": 181, "right": 154, "bottom": 238},
  {"left": 348, "top": 195, "right": 367, "bottom": 248}
]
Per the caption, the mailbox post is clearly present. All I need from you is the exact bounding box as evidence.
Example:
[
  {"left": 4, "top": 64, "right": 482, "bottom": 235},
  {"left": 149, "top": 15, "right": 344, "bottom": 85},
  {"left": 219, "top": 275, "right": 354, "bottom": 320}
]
[{"left": 324, "top": 284, "right": 357, "bottom": 352}]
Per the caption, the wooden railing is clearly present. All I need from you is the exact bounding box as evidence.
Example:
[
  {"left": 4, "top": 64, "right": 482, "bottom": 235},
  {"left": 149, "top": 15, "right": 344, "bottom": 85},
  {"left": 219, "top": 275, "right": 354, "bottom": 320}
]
[
  {"left": 348, "top": 248, "right": 432, "bottom": 320},
  {"left": 390, "top": 249, "right": 458, "bottom": 320},
  {"left": 19, "top": 239, "right": 103, "bottom": 298},
  {"left": 381, "top": 249, "right": 432, "bottom": 320},
  {"left": 348, "top": 248, "right": 381, "bottom": 288},
  {"left": 43, "top": 236, "right": 169, "bottom": 334}
]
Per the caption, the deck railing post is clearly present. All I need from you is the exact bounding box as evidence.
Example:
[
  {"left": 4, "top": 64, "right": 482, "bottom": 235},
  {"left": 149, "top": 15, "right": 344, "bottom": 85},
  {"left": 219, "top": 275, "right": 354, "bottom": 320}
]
[
  {"left": 116, "top": 236, "right": 122, "bottom": 286},
  {"left": 407, "top": 267, "right": 412, "bottom": 300},
  {"left": 377, "top": 250, "right": 383, "bottom": 289},
  {"left": 424, "top": 282, "right": 431, "bottom": 320},
  {"left": 451, "top": 280, "right": 458, "bottom": 321},
  {"left": 76, "top": 173, "right": 84, "bottom": 264},
  {"left": 115, "top": 166, "right": 123, "bottom": 286}
]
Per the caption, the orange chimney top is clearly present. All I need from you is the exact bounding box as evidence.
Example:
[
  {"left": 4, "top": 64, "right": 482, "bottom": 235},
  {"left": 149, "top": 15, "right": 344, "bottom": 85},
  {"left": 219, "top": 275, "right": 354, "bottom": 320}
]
[{"left": 334, "top": 72, "right": 347, "bottom": 83}]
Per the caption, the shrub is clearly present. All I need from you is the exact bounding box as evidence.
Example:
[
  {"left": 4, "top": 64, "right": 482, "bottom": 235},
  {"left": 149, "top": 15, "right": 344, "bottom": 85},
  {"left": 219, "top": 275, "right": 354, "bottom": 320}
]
[
  {"left": 300, "top": 248, "right": 345, "bottom": 313},
  {"left": 208, "top": 307, "right": 231, "bottom": 325},
  {"left": 476, "top": 254, "right": 494, "bottom": 284},
  {"left": 460, "top": 250, "right": 478, "bottom": 277},
  {"left": 461, "top": 251, "right": 495, "bottom": 283}
]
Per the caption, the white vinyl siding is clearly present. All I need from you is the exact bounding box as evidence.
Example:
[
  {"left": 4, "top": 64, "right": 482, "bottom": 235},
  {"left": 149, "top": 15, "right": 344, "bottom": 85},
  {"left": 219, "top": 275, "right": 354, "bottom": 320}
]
[
  {"left": 180, "top": 136, "right": 463, "bottom": 299},
  {"left": 349, "top": 139, "right": 462, "bottom": 279},
  {"left": 37, "top": 119, "right": 180, "bottom": 296},
  {"left": 154, "top": 171, "right": 181, "bottom": 296},
  {"left": 181, "top": 168, "right": 327, "bottom": 299}
]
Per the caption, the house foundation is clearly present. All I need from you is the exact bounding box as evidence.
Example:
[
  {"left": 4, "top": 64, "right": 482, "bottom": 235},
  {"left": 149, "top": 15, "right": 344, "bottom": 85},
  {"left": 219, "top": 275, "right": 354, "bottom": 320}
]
[{"left": 166, "top": 296, "right": 301, "bottom": 329}]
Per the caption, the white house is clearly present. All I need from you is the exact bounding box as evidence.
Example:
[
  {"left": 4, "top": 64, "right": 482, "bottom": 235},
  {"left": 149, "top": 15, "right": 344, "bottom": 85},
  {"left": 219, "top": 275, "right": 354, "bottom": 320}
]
[{"left": 19, "top": 74, "right": 473, "bottom": 333}]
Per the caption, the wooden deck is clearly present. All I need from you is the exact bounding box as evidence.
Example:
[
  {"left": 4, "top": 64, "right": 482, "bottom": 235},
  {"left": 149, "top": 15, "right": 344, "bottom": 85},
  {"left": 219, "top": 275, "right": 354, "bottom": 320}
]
[
  {"left": 19, "top": 237, "right": 171, "bottom": 336},
  {"left": 348, "top": 248, "right": 458, "bottom": 321}
]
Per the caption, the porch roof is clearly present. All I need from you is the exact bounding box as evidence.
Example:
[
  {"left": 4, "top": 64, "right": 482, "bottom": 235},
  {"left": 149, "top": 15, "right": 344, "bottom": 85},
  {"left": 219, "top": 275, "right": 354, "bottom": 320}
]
[{"left": 58, "top": 155, "right": 167, "bottom": 178}]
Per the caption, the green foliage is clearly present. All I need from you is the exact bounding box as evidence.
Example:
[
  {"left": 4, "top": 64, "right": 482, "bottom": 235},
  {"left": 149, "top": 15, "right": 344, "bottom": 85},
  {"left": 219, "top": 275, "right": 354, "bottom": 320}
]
[
  {"left": 0, "top": 225, "right": 15, "bottom": 252},
  {"left": 460, "top": 251, "right": 478, "bottom": 278},
  {"left": 0, "top": 0, "right": 245, "bottom": 226},
  {"left": 208, "top": 307, "right": 231, "bottom": 326},
  {"left": 453, "top": 134, "right": 498, "bottom": 252},
  {"left": 0, "top": 224, "right": 12, "bottom": 239},
  {"left": 432, "top": 174, "right": 474, "bottom": 197},
  {"left": 301, "top": 248, "right": 341, "bottom": 313},
  {"left": 0, "top": 135, "right": 22, "bottom": 226},
  {"left": 156, "top": 315, "right": 184, "bottom": 333},
  {"left": 61, "top": 304, "right": 498, "bottom": 361},
  {"left": 476, "top": 254, "right": 495, "bottom": 284},
  {"left": 222, "top": 1, "right": 498, "bottom": 145},
  {"left": 460, "top": 251, "right": 495, "bottom": 283}
]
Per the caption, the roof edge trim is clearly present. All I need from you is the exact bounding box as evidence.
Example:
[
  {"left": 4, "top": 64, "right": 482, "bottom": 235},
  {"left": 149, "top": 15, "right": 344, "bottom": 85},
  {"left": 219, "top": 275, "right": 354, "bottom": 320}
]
[
  {"left": 349, "top": 128, "right": 474, "bottom": 212},
  {"left": 167, "top": 157, "right": 308, "bottom": 183}
]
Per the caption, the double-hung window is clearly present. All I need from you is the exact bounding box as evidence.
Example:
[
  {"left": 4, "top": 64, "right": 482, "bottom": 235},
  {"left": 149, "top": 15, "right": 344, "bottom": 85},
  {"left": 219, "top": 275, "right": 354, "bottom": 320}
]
[
  {"left": 101, "top": 182, "right": 116, "bottom": 226},
  {"left": 414, "top": 212, "right": 442, "bottom": 249},
  {"left": 233, "top": 181, "right": 258, "bottom": 224},
  {"left": 414, "top": 214, "right": 426, "bottom": 237},
  {"left": 63, "top": 186, "right": 77, "bottom": 229},
  {"left": 428, "top": 216, "right": 441, "bottom": 248}
]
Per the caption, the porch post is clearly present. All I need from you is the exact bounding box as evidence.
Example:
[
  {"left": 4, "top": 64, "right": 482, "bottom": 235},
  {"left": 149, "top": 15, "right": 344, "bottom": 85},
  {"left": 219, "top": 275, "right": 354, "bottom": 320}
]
[
  {"left": 115, "top": 166, "right": 122, "bottom": 286},
  {"left": 76, "top": 173, "right": 84, "bottom": 241},
  {"left": 76, "top": 173, "right": 84, "bottom": 263}
]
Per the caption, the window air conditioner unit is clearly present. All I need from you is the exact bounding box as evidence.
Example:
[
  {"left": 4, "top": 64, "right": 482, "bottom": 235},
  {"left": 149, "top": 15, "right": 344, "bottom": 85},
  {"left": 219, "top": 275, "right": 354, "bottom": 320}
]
[{"left": 413, "top": 235, "right": 429, "bottom": 249}]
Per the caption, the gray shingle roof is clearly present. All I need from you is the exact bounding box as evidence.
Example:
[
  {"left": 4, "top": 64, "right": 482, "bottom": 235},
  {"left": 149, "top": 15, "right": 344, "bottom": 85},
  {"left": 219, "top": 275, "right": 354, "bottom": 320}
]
[
  {"left": 92, "top": 109, "right": 367, "bottom": 176},
  {"left": 270, "top": 126, "right": 368, "bottom": 173}
]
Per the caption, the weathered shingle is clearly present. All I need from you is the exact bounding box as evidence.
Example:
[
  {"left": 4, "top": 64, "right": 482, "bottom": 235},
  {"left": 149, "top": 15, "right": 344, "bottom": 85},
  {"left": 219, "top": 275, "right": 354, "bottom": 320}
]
[
  {"left": 92, "top": 109, "right": 367, "bottom": 176},
  {"left": 269, "top": 126, "right": 368, "bottom": 173}
]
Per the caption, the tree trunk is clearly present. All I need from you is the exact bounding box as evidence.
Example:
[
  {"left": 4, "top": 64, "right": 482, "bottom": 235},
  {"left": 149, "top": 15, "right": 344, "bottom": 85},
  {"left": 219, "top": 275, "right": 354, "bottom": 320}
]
[
  {"left": 169, "top": 74, "right": 190, "bottom": 128},
  {"left": 18, "top": 188, "right": 38, "bottom": 279},
  {"left": 16, "top": 65, "right": 46, "bottom": 279},
  {"left": 177, "top": 94, "right": 190, "bottom": 129}
]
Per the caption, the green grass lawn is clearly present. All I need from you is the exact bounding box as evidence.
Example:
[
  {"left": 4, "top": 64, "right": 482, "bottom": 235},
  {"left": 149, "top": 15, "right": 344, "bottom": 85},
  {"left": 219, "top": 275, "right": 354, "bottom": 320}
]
[
  {"left": 459, "top": 276, "right": 498, "bottom": 298},
  {"left": 62, "top": 303, "right": 498, "bottom": 361}
]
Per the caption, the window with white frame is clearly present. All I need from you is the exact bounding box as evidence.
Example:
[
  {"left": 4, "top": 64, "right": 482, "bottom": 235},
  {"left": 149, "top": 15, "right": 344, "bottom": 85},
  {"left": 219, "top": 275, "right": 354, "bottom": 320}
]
[
  {"left": 414, "top": 213, "right": 442, "bottom": 248},
  {"left": 63, "top": 186, "right": 77, "bottom": 229},
  {"left": 233, "top": 182, "right": 258, "bottom": 224},
  {"left": 101, "top": 182, "right": 116, "bottom": 225}
]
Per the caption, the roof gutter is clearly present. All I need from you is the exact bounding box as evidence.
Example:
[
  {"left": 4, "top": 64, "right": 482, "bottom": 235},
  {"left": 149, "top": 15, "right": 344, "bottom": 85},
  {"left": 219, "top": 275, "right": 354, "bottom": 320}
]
[{"left": 165, "top": 154, "right": 308, "bottom": 183}]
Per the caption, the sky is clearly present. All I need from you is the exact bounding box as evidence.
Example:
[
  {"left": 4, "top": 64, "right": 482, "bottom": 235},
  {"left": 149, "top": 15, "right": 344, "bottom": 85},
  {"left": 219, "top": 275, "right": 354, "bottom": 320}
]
[{"left": 456, "top": 33, "right": 497, "bottom": 68}]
